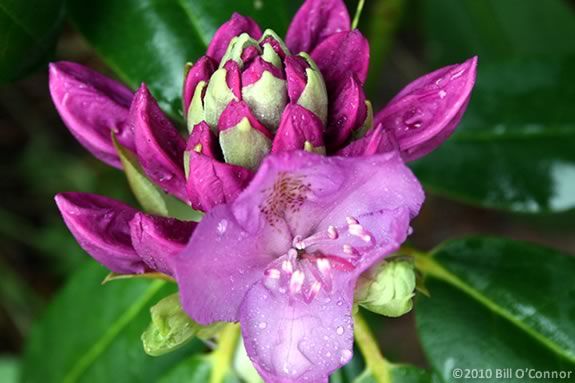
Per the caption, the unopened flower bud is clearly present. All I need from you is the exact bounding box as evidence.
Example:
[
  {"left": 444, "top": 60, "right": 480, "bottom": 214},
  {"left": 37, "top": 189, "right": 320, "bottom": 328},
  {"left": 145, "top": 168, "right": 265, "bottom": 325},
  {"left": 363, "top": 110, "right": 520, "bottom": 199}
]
[
  {"left": 355, "top": 260, "right": 416, "bottom": 318},
  {"left": 142, "top": 294, "right": 225, "bottom": 356}
]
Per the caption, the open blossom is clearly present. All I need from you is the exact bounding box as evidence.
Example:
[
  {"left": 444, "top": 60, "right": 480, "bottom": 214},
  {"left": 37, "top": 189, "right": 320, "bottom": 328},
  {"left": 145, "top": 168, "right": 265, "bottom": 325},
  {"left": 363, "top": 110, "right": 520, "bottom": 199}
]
[
  {"left": 49, "top": 0, "right": 477, "bottom": 381},
  {"left": 172, "top": 150, "right": 423, "bottom": 381}
]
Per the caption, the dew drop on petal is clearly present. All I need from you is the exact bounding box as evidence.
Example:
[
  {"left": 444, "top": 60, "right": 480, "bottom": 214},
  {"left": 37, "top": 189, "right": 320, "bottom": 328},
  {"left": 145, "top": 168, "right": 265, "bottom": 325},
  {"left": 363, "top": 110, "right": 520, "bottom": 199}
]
[
  {"left": 259, "top": 321, "right": 267, "bottom": 329},
  {"left": 340, "top": 349, "right": 352, "bottom": 363},
  {"left": 336, "top": 326, "right": 344, "bottom": 335}
]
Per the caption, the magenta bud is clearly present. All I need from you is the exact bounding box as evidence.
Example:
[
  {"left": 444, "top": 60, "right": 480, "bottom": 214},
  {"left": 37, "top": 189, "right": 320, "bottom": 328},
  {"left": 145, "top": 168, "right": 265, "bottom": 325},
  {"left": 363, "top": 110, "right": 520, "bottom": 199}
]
[
  {"left": 272, "top": 104, "right": 324, "bottom": 153},
  {"left": 54, "top": 192, "right": 145, "bottom": 274},
  {"left": 337, "top": 124, "right": 398, "bottom": 157},
  {"left": 286, "top": 0, "right": 351, "bottom": 54},
  {"left": 48, "top": 62, "right": 134, "bottom": 169},
  {"left": 207, "top": 13, "right": 262, "bottom": 62},
  {"left": 241, "top": 56, "right": 284, "bottom": 87},
  {"left": 326, "top": 74, "right": 367, "bottom": 149},
  {"left": 131, "top": 85, "right": 187, "bottom": 201},
  {"left": 284, "top": 56, "right": 309, "bottom": 103},
  {"left": 187, "top": 121, "right": 219, "bottom": 159},
  {"left": 186, "top": 152, "right": 253, "bottom": 211},
  {"left": 183, "top": 56, "right": 216, "bottom": 117},
  {"left": 375, "top": 56, "right": 478, "bottom": 161},
  {"left": 311, "top": 30, "right": 370, "bottom": 92},
  {"left": 130, "top": 213, "right": 196, "bottom": 277}
]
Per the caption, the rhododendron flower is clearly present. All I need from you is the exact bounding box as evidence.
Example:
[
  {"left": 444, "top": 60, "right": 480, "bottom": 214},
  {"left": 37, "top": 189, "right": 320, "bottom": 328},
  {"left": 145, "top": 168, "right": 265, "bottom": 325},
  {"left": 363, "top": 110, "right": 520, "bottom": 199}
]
[
  {"left": 50, "top": 0, "right": 477, "bottom": 381},
  {"left": 173, "top": 150, "right": 423, "bottom": 381}
]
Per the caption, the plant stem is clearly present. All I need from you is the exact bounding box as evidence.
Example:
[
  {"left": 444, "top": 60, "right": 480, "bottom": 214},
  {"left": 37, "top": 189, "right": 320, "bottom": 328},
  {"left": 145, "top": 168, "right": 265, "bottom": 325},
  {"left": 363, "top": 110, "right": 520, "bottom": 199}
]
[
  {"left": 353, "top": 311, "right": 391, "bottom": 383},
  {"left": 210, "top": 323, "right": 240, "bottom": 383},
  {"left": 352, "top": 0, "right": 366, "bottom": 30}
]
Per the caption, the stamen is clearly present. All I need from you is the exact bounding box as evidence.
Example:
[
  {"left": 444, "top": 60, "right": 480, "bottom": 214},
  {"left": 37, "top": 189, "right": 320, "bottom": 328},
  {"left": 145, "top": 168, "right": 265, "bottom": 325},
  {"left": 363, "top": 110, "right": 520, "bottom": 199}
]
[
  {"left": 348, "top": 223, "right": 372, "bottom": 243},
  {"left": 292, "top": 235, "right": 305, "bottom": 250},
  {"left": 317, "top": 258, "right": 331, "bottom": 275},
  {"left": 287, "top": 248, "right": 298, "bottom": 261},
  {"left": 282, "top": 260, "right": 294, "bottom": 274},
  {"left": 304, "top": 281, "right": 322, "bottom": 303},
  {"left": 343, "top": 244, "right": 355, "bottom": 255},
  {"left": 265, "top": 268, "right": 280, "bottom": 279},
  {"left": 289, "top": 270, "right": 305, "bottom": 294},
  {"left": 327, "top": 225, "right": 338, "bottom": 239}
]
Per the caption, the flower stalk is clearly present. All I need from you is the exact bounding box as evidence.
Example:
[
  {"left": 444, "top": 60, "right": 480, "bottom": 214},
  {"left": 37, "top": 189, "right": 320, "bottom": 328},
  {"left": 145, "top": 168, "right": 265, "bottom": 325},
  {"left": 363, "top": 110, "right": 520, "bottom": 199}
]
[{"left": 353, "top": 311, "right": 391, "bottom": 383}]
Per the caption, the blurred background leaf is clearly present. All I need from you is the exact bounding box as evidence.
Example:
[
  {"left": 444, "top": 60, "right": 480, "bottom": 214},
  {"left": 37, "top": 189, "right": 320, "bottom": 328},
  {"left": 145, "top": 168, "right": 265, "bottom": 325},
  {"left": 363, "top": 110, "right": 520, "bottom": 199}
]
[
  {"left": 411, "top": 0, "right": 575, "bottom": 214},
  {"left": 67, "top": 0, "right": 301, "bottom": 118},
  {"left": 22, "top": 262, "right": 203, "bottom": 383},
  {"left": 416, "top": 237, "right": 575, "bottom": 382},
  {"left": 0, "top": 357, "right": 19, "bottom": 383},
  {"left": 0, "top": 0, "right": 65, "bottom": 83}
]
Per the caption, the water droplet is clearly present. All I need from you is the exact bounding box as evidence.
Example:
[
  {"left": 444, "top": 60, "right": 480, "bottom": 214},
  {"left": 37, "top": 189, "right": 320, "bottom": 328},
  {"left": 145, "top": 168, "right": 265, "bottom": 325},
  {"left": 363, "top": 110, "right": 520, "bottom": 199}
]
[
  {"left": 217, "top": 219, "right": 228, "bottom": 234},
  {"left": 439, "top": 90, "right": 447, "bottom": 99},
  {"left": 336, "top": 326, "right": 344, "bottom": 335},
  {"left": 340, "top": 349, "right": 352, "bottom": 363},
  {"left": 259, "top": 321, "right": 267, "bottom": 329}
]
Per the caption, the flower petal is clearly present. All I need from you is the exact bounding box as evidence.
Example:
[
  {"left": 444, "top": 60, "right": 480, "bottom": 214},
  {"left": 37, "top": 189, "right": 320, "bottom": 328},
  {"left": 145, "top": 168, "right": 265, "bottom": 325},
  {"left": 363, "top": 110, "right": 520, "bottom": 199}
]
[
  {"left": 130, "top": 213, "right": 196, "bottom": 276},
  {"left": 326, "top": 74, "right": 367, "bottom": 150},
  {"left": 49, "top": 62, "right": 134, "bottom": 169},
  {"left": 182, "top": 56, "right": 216, "bottom": 117},
  {"left": 240, "top": 279, "right": 354, "bottom": 382},
  {"left": 286, "top": 0, "right": 351, "bottom": 54},
  {"left": 374, "top": 56, "right": 478, "bottom": 161},
  {"left": 54, "top": 192, "right": 144, "bottom": 274},
  {"left": 272, "top": 104, "right": 324, "bottom": 153},
  {"left": 173, "top": 205, "right": 275, "bottom": 324},
  {"left": 186, "top": 152, "right": 253, "bottom": 212},
  {"left": 207, "top": 13, "right": 262, "bottom": 62},
  {"left": 311, "top": 30, "right": 369, "bottom": 92},
  {"left": 131, "top": 84, "right": 187, "bottom": 201}
]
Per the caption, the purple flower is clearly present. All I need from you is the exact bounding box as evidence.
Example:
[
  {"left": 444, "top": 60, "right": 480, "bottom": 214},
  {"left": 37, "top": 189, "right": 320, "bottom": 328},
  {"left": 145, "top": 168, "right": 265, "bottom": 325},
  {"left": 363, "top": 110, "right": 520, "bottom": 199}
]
[
  {"left": 172, "top": 150, "right": 423, "bottom": 381},
  {"left": 49, "top": 1, "right": 477, "bottom": 380}
]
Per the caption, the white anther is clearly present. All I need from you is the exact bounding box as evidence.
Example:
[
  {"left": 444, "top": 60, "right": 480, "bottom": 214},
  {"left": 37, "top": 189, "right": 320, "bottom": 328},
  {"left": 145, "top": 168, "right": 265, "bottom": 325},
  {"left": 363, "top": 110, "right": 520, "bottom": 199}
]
[
  {"left": 282, "top": 260, "right": 294, "bottom": 274},
  {"left": 316, "top": 258, "right": 331, "bottom": 275},
  {"left": 343, "top": 244, "right": 354, "bottom": 255},
  {"left": 289, "top": 270, "right": 305, "bottom": 294},
  {"left": 348, "top": 223, "right": 364, "bottom": 236},
  {"left": 346, "top": 216, "right": 359, "bottom": 225},
  {"left": 327, "top": 225, "right": 338, "bottom": 239},
  {"left": 361, "top": 234, "right": 372, "bottom": 243},
  {"left": 265, "top": 268, "right": 281, "bottom": 279},
  {"left": 292, "top": 235, "right": 305, "bottom": 250}
]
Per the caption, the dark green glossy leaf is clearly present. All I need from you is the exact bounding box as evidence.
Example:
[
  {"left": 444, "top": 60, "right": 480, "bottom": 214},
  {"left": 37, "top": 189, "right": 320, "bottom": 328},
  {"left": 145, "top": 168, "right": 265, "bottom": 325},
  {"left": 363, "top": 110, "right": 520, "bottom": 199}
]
[
  {"left": 422, "top": 0, "right": 575, "bottom": 65},
  {"left": 22, "top": 262, "right": 202, "bottom": 383},
  {"left": 411, "top": 57, "right": 575, "bottom": 214},
  {"left": 416, "top": 237, "right": 575, "bottom": 382},
  {"left": 68, "top": 0, "right": 300, "bottom": 118},
  {"left": 0, "top": 0, "right": 64, "bottom": 83}
]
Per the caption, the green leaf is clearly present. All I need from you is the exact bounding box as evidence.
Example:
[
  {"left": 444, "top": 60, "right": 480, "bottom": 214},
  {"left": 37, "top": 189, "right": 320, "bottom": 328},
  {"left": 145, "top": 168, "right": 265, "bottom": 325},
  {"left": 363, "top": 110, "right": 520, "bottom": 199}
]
[
  {"left": 0, "top": 357, "right": 19, "bottom": 383},
  {"left": 411, "top": 57, "right": 575, "bottom": 214},
  {"left": 22, "top": 262, "right": 203, "bottom": 383},
  {"left": 114, "top": 136, "right": 202, "bottom": 221},
  {"left": 68, "top": 0, "right": 300, "bottom": 118},
  {"left": 0, "top": 0, "right": 64, "bottom": 83},
  {"left": 415, "top": 237, "right": 575, "bottom": 382},
  {"left": 422, "top": 0, "right": 575, "bottom": 65},
  {"left": 159, "top": 355, "right": 212, "bottom": 383}
]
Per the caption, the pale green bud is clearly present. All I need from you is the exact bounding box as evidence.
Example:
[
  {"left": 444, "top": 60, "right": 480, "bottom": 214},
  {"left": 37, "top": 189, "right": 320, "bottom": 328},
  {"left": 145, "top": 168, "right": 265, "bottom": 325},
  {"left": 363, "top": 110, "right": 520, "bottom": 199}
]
[
  {"left": 356, "top": 260, "right": 416, "bottom": 318},
  {"left": 141, "top": 293, "right": 224, "bottom": 356},
  {"left": 296, "top": 53, "right": 328, "bottom": 125},
  {"left": 204, "top": 68, "right": 238, "bottom": 129},
  {"left": 220, "top": 33, "right": 261, "bottom": 68},
  {"left": 187, "top": 80, "right": 207, "bottom": 132},
  {"left": 242, "top": 71, "right": 288, "bottom": 131},
  {"left": 219, "top": 117, "right": 272, "bottom": 170}
]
